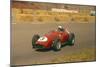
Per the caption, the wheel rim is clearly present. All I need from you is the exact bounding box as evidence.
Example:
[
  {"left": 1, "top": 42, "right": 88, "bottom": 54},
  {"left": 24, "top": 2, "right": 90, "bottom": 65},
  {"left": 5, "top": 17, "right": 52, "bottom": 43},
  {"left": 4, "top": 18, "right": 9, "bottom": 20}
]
[
  {"left": 72, "top": 38, "right": 75, "bottom": 44},
  {"left": 56, "top": 42, "right": 61, "bottom": 49}
]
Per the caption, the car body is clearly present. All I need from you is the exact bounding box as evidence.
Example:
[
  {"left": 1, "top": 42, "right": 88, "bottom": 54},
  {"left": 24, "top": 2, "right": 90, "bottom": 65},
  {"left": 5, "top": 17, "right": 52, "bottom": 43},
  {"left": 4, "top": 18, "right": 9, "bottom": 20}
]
[{"left": 32, "top": 27, "right": 75, "bottom": 51}]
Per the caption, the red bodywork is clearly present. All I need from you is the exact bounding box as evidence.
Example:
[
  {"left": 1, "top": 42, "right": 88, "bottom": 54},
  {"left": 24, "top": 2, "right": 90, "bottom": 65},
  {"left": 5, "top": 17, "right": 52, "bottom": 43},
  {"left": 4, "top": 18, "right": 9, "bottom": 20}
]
[{"left": 36, "top": 30, "right": 69, "bottom": 48}]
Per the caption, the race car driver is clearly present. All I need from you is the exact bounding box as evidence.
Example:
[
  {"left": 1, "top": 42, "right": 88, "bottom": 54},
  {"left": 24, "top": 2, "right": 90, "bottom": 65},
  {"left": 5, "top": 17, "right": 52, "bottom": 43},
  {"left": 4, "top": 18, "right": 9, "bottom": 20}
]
[{"left": 57, "top": 26, "right": 65, "bottom": 32}]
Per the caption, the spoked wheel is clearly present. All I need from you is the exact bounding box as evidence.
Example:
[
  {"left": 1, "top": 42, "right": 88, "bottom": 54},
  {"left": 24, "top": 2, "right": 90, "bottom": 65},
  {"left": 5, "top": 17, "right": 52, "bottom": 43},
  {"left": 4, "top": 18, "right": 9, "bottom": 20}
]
[
  {"left": 32, "top": 34, "right": 40, "bottom": 48},
  {"left": 52, "top": 39, "right": 61, "bottom": 51},
  {"left": 68, "top": 33, "right": 75, "bottom": 46}
]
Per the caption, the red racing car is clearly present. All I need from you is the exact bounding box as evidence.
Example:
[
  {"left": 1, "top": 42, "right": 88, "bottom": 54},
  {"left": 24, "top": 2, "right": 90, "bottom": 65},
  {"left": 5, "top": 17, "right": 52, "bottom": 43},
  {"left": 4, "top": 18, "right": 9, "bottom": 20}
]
[{"left": 32, "top": 26, "right": 75, "bottom": 51}]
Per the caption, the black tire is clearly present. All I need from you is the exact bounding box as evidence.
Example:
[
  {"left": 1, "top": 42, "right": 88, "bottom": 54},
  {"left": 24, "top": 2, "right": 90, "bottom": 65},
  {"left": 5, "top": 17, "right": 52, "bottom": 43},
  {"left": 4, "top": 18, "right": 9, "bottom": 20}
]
[
  {"left": 68, "top": 33, "right": 75, "bottom": 46},
  {"left": 32, "top": 34, "right": 40, "bottom": 48},
  {"left": 52, "top": 39, "right": 61, "bottom": 51}
]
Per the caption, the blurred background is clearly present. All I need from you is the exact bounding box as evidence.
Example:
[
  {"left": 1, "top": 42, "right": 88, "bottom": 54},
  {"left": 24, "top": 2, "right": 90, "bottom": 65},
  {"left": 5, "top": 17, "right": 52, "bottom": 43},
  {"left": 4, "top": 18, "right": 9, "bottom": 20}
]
[{"left": 11, "top": 1, "right": 96, "bottom": 23}]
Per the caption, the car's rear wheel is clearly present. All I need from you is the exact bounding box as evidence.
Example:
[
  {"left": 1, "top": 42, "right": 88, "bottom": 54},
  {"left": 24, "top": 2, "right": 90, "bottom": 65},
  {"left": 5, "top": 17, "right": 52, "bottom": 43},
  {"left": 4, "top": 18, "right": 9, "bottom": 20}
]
[
  {"left": 32, "top": 34, "right": 40, "bottom": 48},
  {"left": 52, "top": 39, "right": 61, "bottom": 51},
  {"left": 68, "top": 33, "right": 75, "bottom": 46}
]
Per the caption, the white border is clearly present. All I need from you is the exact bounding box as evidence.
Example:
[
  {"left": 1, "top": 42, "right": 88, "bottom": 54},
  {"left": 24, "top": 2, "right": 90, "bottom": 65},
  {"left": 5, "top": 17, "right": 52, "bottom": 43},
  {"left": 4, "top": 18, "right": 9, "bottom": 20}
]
[
  {"left": 0, "top": 0, "right": 10, "bottom": 67},
  {"left": 0, "top": 0, "right": 98, "bottom": 67}
]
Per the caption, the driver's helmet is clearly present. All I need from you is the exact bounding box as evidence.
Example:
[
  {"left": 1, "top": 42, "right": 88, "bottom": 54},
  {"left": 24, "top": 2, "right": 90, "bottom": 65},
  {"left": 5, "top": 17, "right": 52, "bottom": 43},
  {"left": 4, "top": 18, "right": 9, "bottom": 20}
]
[{"left": 58, "top": 26, "right": 64, "bottom": 31}]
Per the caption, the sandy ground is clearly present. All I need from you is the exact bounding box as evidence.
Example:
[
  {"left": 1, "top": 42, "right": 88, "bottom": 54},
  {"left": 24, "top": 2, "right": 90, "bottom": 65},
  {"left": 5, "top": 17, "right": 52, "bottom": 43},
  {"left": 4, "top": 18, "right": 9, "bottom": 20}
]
[{"left": 11, "top": 22, "right": 96, "bottom": 66}]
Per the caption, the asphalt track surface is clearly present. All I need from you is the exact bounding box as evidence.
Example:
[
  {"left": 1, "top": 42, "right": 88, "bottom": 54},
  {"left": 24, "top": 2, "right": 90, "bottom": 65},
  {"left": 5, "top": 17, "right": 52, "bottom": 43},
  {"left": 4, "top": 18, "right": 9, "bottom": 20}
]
[{"left": 11, "top": 22, "right": 96, "bottom": 65}]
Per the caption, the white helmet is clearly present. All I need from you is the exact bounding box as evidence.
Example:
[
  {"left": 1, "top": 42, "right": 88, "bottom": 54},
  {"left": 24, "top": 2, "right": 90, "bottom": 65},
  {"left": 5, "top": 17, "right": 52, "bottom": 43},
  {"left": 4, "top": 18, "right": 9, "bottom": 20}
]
[
  {"left": 57, "top": 25, "right": 64, "bottom": 31},
  {"left": 58, "top": 26, "right": 63, "bottom": 29}
]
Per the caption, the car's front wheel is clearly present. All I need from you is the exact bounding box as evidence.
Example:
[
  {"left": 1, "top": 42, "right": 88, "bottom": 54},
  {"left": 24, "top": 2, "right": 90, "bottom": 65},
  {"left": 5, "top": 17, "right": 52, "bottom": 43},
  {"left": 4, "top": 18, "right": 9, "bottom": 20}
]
[
  {"left": 52, "top": 39, "right": 61, "bottom": 51},
  {"left": 32, "top": 34, "right": 40, "bottom": 48}
]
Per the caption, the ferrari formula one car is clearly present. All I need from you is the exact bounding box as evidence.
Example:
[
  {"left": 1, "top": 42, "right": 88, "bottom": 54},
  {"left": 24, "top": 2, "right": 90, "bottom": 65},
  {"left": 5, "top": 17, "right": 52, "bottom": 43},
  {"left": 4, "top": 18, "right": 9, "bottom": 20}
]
[{"left": 32, "top": 26, "right": 75, "bottom": 51}]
